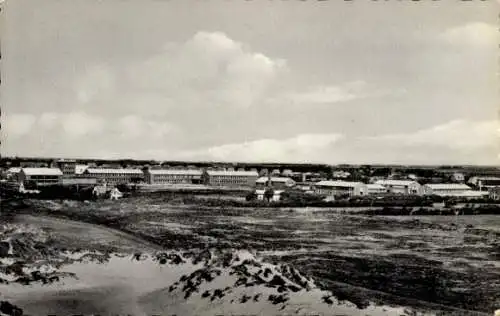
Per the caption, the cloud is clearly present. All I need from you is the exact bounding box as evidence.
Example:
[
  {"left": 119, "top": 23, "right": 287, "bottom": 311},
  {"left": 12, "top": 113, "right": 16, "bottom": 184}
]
[
  {"left": 61, "top": 112, "right": 106, "bottom": 137},
  {"left": 115, "top": 115, "right": 175, "bottom": 139},
  {"left": 2, "top": 113, "right": 37, "bottom": 137},
  {"left": 170, "top": 120, "right": 498, "bottom": 165},
  {"left": 126, "top": 31, "right": 286, "bottom": 109},
  {"left": 4, "top": 112, "right": 175, "bottom": 143},
  {"left": 270, "top": 81, "right": 403, "bottom": 106},
  {"left": 174, "top": 133, "right": 345, "bottom": 162},
  {"left": 363, "top": 120, "right": 498, "bottom": 150},
  {"left": 38, "top": 112, "right": 61, "bottom": 130},
  {"left": 440, "top": 22, "right": 497, "bottom": 47},
  {"left": 74, "top": 64, "right": 116, "bottom": 104},
  {"left": 343, "top": 120, "right": 499, "bottom": 165}
]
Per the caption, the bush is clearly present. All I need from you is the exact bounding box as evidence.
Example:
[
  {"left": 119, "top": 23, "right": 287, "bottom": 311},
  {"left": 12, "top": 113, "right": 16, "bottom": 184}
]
[{"left": 245, "top": 191, "right": 257, "bottom": 201}]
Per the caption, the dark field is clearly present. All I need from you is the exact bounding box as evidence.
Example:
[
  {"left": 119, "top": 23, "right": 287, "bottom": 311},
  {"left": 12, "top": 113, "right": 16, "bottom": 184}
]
[{"left": 2, "top": 195, "right": 500, "bottom": 315}]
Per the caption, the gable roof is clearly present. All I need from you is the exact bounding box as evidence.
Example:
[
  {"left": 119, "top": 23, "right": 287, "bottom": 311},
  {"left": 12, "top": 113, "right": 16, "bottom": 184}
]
[
  {"left": 256, "top": 177, "right": 295, "bottom": 183},
  {"left": 206, "top": 170, "right": 258, "bottom": 176},
  {"left": 425, "top": 183, "right": 471, "bottom": 190},
  {"left": 367, "top": 184, "right": 386, "bottom": 190},
  {"left": 7, "top": 167, "right": 22, "bottom": 173},
  {"left": 147, "top": 169, "right": 202, "bottom": 176},
  {"left": 85, "top": 168, "right": 143, "bottom": 175},
  {"left": 21, "top": 168, "right": 63, "bottom": 176},
  {"left": 315, "top": 180, "right": 365, "bottom": 188},
  {"left": 375, "top": 180, "right": 419, "bottom": 186},
  {"left": 75, "top": 164, "right": 89, "bottom": 175}
]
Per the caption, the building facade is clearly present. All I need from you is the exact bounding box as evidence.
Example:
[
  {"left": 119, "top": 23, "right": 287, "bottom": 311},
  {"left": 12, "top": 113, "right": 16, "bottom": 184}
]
[
  {"left": 83, "top": 168, "right": 144, "bottom": 185},
  {"left": 314, "top": 180, "right": 367, "bottom": 198},
  {"left": 423, "top": 183, "right": 472, "bottom": 197},
  {"left": 54, "top": 159, "right": 77, "bottom": 178},
  {"left": 468, "top": 177, "right": 500, "bottom": 191},
  {"left": 204, "top": 170, "right": 259, "bottom": 187},
  {"left": 366, "top": 183, "right": 386, "bottom": 195},
  {"left": 143, "top": 169, "right": 203, "bottom": 185},
  {"left": 5, "top": 167, "right": 21, "bottom": 182},
  {"left": 18, "top": 168, "right": 63, "bottom": 186},
  {"left": 375, "top": 180, "right": 422, "bottom": 195},
  {"left": 255, "top": 177, "right": 296, "bottom": 190}
]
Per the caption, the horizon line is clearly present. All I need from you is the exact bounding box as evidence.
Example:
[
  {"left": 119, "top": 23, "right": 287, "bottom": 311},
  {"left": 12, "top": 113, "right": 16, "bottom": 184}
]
[{"left": 1, "top": 155, "right": 499, "bottom": 169}]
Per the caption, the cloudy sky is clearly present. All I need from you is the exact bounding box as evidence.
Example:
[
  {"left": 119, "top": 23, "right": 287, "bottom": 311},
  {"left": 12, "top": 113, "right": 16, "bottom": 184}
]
[{"left": 1, "top": 0, "right": 498, "bottom": 165}]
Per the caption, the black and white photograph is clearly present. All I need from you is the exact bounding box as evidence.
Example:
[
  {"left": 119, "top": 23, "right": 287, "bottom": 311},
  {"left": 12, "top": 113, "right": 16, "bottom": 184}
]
[{"left": 0, "top": 0, "right": 499, "bottom": 315}]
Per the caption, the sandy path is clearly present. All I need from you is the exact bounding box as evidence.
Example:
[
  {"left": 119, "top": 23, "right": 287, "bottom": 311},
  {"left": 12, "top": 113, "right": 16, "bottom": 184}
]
[{"left": 11, "top": 214, "right": 163, "bottom": 253}]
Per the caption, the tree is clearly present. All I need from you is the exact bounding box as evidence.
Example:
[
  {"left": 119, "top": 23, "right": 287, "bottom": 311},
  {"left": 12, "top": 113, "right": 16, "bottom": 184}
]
[
  {"left": 264, "top": 187, "right": 275, "bottom": 202},
  {"left": 246, "top": 191, "right": 257, "bottom": 201}
]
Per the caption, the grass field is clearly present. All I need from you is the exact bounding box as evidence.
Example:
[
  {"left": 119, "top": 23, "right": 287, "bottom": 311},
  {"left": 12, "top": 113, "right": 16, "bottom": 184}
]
[{"left": 1, "top": 195, "right": 499, "bottom": 315}]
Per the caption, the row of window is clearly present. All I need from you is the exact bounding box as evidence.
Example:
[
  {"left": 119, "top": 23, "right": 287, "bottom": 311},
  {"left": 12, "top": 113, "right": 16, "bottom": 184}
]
[
  {"left": 27, "top": 175, "right": 60, "bottom": 180},
  {"left": 151, "top": 175, "right": 199, "bottom": 179},
  {"left": 210, "top": 179, "right": 251, "bottom": 184}
]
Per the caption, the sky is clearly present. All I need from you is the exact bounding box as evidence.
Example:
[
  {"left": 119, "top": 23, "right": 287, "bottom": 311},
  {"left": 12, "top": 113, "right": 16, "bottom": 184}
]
[{"left": 1, "top": 0, "right": 498, "bottom": 165}]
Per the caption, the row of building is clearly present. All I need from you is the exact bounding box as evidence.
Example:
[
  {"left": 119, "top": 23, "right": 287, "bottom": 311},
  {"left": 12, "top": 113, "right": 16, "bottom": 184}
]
[
  {"left": 3, "top": 163, "right": 500, "bottom": 200},
  {"left": 3, "top": 166, "right": 261, "bottom": 187},
  {"left": 312, "top": 180, "right": 490, "bottom": 199}
]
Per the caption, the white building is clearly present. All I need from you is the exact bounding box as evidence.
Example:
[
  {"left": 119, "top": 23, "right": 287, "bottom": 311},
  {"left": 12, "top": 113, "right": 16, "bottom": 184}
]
[
  {"left": 5, "top": 167, "right": 22, "bottom": 181},
  {"left": 75, "top": 164, "right": 89, "bottom": 176},
  {"left": 332, "top": 171, "right": 351, "bottom": 179},
  {"left": 314, "top": 180, "right": 367, "bottom": 198},
  {"left": 468, "top": 176, "right": 500, "bottom": 190},
  {"left": 19, "top": 168, "right": 63, "bottom": 186},
  {"left": 281, "top": 169, "right": 293, "bottom": 177},
  {"left": 367, "top": 183, "right": 386, "bottom": 195},
  {"left": 375, "top": 180, "right": 422, "bottom": 195},
  {"left": 255, "top": 189, "right": 284, "bottom": 201},
  {"left": 144, "top": 169, "right": 202, "bottom": 185},
  {"left": 451, "top": 172, "right": 465, "bottom": 183},
  {"left": 423, "top": 183, "right": 473, "bottom": 197},
  {"left": 83, "top": 168, "right": 144, "bottom": 185}
]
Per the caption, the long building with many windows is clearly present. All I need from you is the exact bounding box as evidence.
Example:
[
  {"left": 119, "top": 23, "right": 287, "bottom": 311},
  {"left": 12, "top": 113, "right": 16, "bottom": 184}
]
[
  {"left": 375, "top": 180, "right": 422, "bottom": 195},
  {"left": 314, "top": 180, "right": 367, "bottom": 198},
  {"left": 204, "top": 170, "right": 259, "bottom": 187},
  {"left": 18, "top": 168, "right": 63, "bottom": 186},
  {"left": 144, "top": 169, "right": 203, "bottom": 184},
  {"left": 423, "top": 183, "right": 472, "bottom": 197},
  {"left": 82, "top": 168, "right": 144, "bottom": 185}
]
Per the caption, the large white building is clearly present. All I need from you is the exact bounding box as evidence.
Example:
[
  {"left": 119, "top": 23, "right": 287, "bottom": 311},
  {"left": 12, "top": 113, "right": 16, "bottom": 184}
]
[
  {"left": 143, "top": 169, "right": 203, "bottom": 185},
  {"left": 314, "top": 180, "right": 367, "bottom": 197},
  {"left": 375, "top": 180, "right": 422, "bottom": 195},
  {"left": 18, "top": 168, "right": 63, "bottom": 186},
  {"left": 82, "top": 168, "right": 144, "bottom": 185}
]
